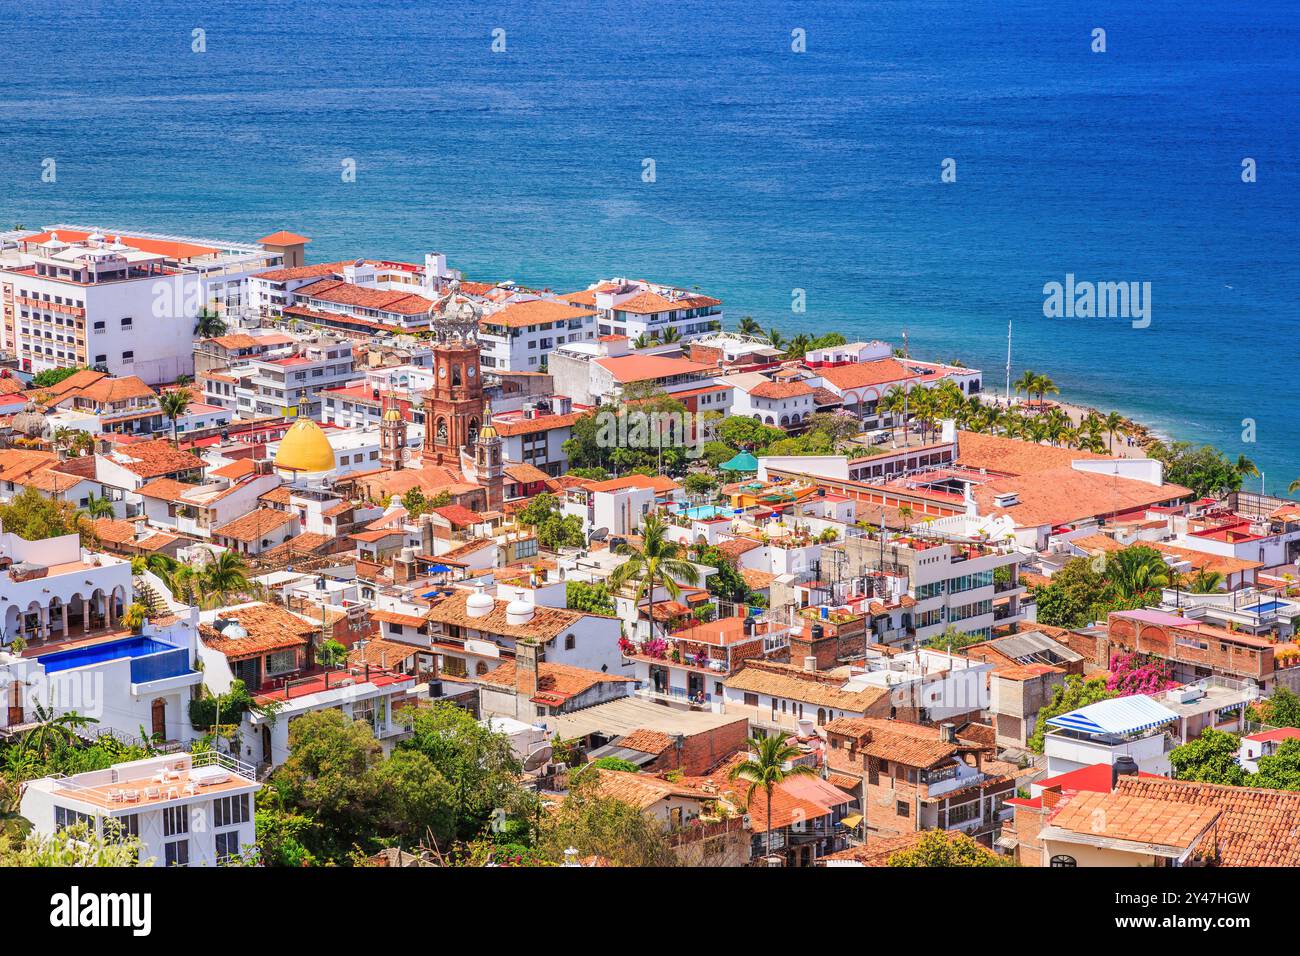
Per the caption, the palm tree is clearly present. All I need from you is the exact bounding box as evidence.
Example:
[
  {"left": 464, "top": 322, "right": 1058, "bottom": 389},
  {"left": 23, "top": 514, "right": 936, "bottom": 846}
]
[
  {"left": 608, "top": 513, "right": 701, "bottom": 640},
  {"left": 83, "top": 495, "right": 115, "bottom": 519},
  {"left": 1107, "top": 547, "right": 1169, "bottom": 598},
  {"left": 202, "top": 550, "right": 251, "bottom": 606},
  {"left": 728, "top": 734, "right": 817, "bottom": 859},
  {"left": 1235, "top": 455, "right": 1259, "bottom": 481},
  {"left": 737, "top": 316, "right": 762, "bottom": 337},
  {"left": 1103, "top": 411, "right": 1125, "bottom": 452},
  {"left": 880, "top": 385, "right": 910, "bottom": 441},
  {"left": 1077, "top": 430, "right": 1107, "bottom": 454},
  {"left": 660, "top": 325, "right": 681, "bottom": 344},
  {"left": 1013, "top": 370, "right": 1038, "bottom": 403},
  {"left": 1189, "top": 567, "right": 1225, "bottom": 593},
  {"left": 19, "top": 704, "right": 99, "bottom": 759},
  {"left": 1290, "top": 477, "right": 1300, "bottom": 495},
  {"left": 766, "top": 327, "right": 786, "bottom": 351},
  {"left": 70, "top": 431, "right": 95, "bottom": 457},
  {"left": 193, "top": 308, "right": 227, "bottom": 339},
  {"left": 51, "top": 427, "right": 75, "bottom": 456},
  {"left": 633, "top": 333, "right": 650, "bottom": 350},
  {"left": 159, "top": 389, "right": 192, "bottom": 446},
  {"left": 785, "top": 333, "right": 812, "bottom": 361}
]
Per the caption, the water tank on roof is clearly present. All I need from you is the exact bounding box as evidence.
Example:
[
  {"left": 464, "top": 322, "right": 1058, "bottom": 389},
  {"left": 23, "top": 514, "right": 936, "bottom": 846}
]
[
  {"left": 466, "top": 586, "right": 494, "bottom": 619},
  {"left": 506, "top": 600, "right": 535, "bottom": 626}
]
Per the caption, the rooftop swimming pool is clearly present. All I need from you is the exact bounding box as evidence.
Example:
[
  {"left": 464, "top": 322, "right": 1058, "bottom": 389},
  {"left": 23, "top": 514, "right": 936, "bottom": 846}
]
[
  {"left": 38, "top": 636, "right": 180, "bottom": 674},
  {"left": 1242, "top": 600, "right": 1287, "bottom": 615},
  {"left": 678, "top": 505, "right": 734, "bottom": 520}
]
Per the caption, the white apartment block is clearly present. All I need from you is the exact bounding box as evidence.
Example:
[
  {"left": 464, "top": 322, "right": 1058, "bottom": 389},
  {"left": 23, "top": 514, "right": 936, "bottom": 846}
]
[
  {"left": 478, "top": 297, "right": 597, "bottom": 371},
  {"left": 21, "top": 752, "right": 259, "bottom": 867},
  {"left": 1, "top": 226, "right": 283, "bottom": 383},
  {"left": 227, "top": 338, "right": 356, "bottom": 420},
  {"left": 562, "top": 278, "right": 723, "bottom": 343}
]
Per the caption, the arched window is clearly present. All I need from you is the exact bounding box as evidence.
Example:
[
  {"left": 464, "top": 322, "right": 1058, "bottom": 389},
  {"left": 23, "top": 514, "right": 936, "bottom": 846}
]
[
  {"left": 1050, "top": 855, "right": 1077, "bottom": 868},
  {"left": 565, "top": 634, "right": 576, "bottom": 650},
  {"left": 817, "top": 708, "right": 826, "bottom": 725}
]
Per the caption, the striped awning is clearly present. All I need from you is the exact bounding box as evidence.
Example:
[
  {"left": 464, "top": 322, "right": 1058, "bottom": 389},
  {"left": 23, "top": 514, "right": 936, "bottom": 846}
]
[{"left": 1047, "top": 696, "right": 1179, "bottom": 736}]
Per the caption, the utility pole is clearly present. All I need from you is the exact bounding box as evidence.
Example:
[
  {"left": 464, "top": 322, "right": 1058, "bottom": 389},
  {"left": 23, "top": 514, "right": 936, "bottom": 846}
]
[{"left": 1005, "top": 318, "right": 1012, "bottom": 404}]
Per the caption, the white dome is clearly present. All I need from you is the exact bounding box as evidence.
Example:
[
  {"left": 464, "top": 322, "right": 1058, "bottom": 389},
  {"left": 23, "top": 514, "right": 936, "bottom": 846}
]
[
  {"left": 506, "top": 600, "right": 535, "bottom": 626},
  {"left": 466, "top": 588, "right": 494, "bottom": 619}
]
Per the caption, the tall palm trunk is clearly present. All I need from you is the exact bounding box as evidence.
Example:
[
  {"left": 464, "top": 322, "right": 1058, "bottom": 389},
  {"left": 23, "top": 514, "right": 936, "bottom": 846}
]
[{"left": 766, "top": 782, "right": 774, "bottom": 859}]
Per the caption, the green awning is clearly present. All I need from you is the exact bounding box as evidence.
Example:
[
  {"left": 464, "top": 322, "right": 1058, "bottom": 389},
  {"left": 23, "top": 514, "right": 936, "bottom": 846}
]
[{"left": 720, "top": 451, "right": 759, "bottom": 472}]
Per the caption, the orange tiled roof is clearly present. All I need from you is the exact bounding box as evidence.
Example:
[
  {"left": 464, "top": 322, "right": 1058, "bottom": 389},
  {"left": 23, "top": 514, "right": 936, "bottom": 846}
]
[
  {"left": 136, "top": 477, "right": 200, "bottom": 500},
  {"left": 1115, "top": 776, "right": 1300, "bottom": 866},
  {"left": 1048, "top": 788, "right": 1220, "bottom": 853},
  {"left": 475, "top": 659, "right": 632, "bottom": 703},
  {"left": 973, "top": 469, "right": 1192, "bottom": 529},
  {"left": 294, "top": 278, "right": 434, "bottom": 316},
  {"left": 594, "top": 353, "right": 712, "bottom": 384},
  {"left": 110, "top": 440, "right": 205, "bottom": 479},
  {"left": 214, "top": 508, "right": 295, "bottom": 542},
  {"left": 491, "top": 411, "right": 583, "bottom": 438},
  {"left": 481, "top": 299, "right": 594, "bottom": 329},
  {"left": 210, "top": 459, "right": 257, "bottom": 480},
  {"left": 956, "top": 431, "right": 1113, "bottom": 476},
  {"left": 68, "top": 375, "right": 156, "bottom": 405},
  {"left": 723, "top": 663, "right": 888, "bottom": 713},
  {"left": 817, "top": 359, "right": 920, "bottom": 391},
  {"left": 198, "top": 603, "right": 316, "bottom": 657},
  {"left": 617, "top": 728, "right": 675, "bottom": 756},
  {"left": 749, "top": 381, "right": 815, "bottom": 400},
  {"left": 610, "top": 289, "right": 720, "bottom": 315},
  {"left": 257, "top": 230, "right": 311, "bottom": 245},
  {"left": 589, "top": 769, "right": 713, "bottom": 811},
  {"left": 425, "top": 590, "right": 584, "bottom": 643}
]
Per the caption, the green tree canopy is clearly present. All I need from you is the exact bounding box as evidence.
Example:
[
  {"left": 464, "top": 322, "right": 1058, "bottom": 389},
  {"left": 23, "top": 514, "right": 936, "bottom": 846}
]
[
  {"left": 1169, "top": 728, "right": 1247, "bottom": 786},
  {"left": 887, "top": 829, "right": 1011, "bottom": 867}
]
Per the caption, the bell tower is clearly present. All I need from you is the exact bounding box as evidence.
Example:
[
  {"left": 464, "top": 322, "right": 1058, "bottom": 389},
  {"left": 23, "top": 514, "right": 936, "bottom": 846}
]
[
  {"left": 379, "top": 390, "right": 405, "bottom": 470},
  {"left": 422, "top": 282, "right": 485, "bottom": 465},
  {"left": 474, "top": 398, "right": 505, "bottom": 511}
]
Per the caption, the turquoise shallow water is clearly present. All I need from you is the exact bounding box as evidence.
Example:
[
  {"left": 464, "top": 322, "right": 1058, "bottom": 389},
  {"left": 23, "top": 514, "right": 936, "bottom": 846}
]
[{"left": 0, "top": 0, "right": 1296, "bottom": 483}]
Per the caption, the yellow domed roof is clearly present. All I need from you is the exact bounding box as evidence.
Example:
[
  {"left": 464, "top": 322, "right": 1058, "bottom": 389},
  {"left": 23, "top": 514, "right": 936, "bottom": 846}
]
[
  {"left": 382, "top": 406, "right": 404, "bottom": 423},
  {"left": 275, "top": 418, "right": 335, "bottom": 473}
]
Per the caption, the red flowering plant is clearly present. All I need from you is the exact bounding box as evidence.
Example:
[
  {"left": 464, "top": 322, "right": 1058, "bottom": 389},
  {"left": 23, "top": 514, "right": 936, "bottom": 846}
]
[
  {"left": 642, "top": 638, "right": 669, "bottom": 660},
  {"left": 1106, "top": 652, "right": 1178, "bottom": 697}
]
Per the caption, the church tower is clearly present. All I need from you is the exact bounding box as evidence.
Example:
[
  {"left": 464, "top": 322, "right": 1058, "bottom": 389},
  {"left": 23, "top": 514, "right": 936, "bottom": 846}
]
[
  {"left": 473, "top": 398, "right": 505, "bottom": 511},
  {"left": 422, "top": 283, "right": 485, "bottom": 465},
  {"left": 379, "top": 391, "right": 405, "bottom": 470}
]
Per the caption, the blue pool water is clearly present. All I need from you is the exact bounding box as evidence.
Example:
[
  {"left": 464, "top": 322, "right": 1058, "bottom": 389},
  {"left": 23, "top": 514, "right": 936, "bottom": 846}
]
[
  {"left": 1243, "top": 600, "right": 1287, "bottom": 615},
  {"left": 38, "top": 636, "right": 178, "bottom": 674},
  {"left": 679, "top": 505, "right": 732, "bottom": 520}
]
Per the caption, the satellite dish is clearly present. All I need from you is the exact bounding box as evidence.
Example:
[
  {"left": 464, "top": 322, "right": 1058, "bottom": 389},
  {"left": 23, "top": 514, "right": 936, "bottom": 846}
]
[
  {"left": 589, "top": 527, "right": 609, "bottom": 542},
  {"left": 522, "top": 744, "right": 553, "bottom": 773}
]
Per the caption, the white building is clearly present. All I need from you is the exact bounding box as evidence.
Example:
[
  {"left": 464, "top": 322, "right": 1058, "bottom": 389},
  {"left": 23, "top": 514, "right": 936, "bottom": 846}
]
[
  {"left": 478, "top": 297, "right": 597, "bottom": 371},
  {"left": 20, "top": 751, "right": 259, "bottom": 867},
  {"left": 562, "top": 278, "right": 723, "bottom": 343},
  {"left": 227, "top": 337, "right": 356, "bottom": 421},
  {"left": 725, "top": 372, "right": 815, "bottom": 429},
  {"left": 1, "top": 226, "right": 283, "bottom": 383}
]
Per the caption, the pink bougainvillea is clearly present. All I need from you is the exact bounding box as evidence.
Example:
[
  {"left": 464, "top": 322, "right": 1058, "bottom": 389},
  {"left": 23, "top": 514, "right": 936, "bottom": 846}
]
[{"left": 1107, "top": 651, "right": 1178, "bottom": 697}]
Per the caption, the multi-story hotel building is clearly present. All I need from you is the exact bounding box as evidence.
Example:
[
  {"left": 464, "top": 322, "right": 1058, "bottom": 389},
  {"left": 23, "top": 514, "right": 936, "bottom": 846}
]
[{"left": 0, "top": 226, "right": 285, "bottom": 383}]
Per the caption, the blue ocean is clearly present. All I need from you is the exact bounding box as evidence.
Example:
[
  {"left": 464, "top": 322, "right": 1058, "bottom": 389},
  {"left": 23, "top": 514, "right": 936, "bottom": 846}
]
[{"left": 1, "top": 1, "right": 1296, "bottom": 481}]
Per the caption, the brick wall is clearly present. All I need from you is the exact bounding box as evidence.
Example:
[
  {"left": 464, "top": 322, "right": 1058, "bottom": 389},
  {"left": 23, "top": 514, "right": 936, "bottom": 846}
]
[
  {"left": 1107, "top": 612, "right": 1273, "bottom": 680},
  {"left": 644, "top": 718, "right": 750, "bottom": 776}
]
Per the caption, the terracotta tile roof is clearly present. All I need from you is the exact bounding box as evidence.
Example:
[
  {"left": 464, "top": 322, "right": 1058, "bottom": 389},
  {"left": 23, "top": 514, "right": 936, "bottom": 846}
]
[
  {"left": 589, "top": 769, "right": 713, "bottom": 811},
  {"left": 259, "top": 486, "right": 293, "bottom": 505},
  {"left": 723, "top": 663, "right": 889, "bottom": 713},
  {"left": 348, "top": 637, "right": 420, "bottom": 669},
  {"left": 609, "top": 289, "right": 720, "bottom": 315},
  {"left": 956, "top": 431, "right": 1113, "bottom": 476},
  {"left": 723, "top": 768, "right": 852, "bottom": 833},
  {"left": 481, "top": 299, "right": 594, "bottom": 329},
  {"left": 32, "top": 369, "right": 107, "bottom": 402},
  {"left": 369, "top": 608, "right": 429, "bottom": 629},
  {"left": 91, "top": 517, "right": 144, "bottom": 546},
  {"left": 475, "top": 659, "right": 632, "bottom": 704},
  {"left": 748, "top": 380, "right": 815, "bottom": 400},
  {"left": 214, "top": 508, "right": 295, "bottom": 542},
  {"left": 739, "top": 567, "right": 778, "bottom": 590},
  {"left": 1150, "top": 542, "right": 1263, "bottom": 576},
  {"left": 136, "top": 477, "right": 200, "bottom": 500},
  {"left": 257, "top": 230, "right": 311, "bottom": 246},
  {"left": 426, "top": 590, "right": 585, "bottom": 643},
  {"left": 210, "top": 459, "right": 257, "bottom": 480},
  {"left": 294, "top": 278, "right": 434, "bottom": 316},
  {"left": 253, "top": 260, "right": 349, "bottom": 283},
  {"left": 594, "top": 353, "right": 712, "bottom": 385},
  {"left": 1115, "top": 776, "right": 1300, "bottom": 866},
  {"left": 109, "top": 440, "right": 205, "bottom": 479},
  {"left": 973, "top": 469, "right": 1193, "bottom": 529},
  {"left": 431, "top": 504, "right": 484, "bottom": 528},
  {"left": 504, "top": 462, "right": 553, "bottom": 485},
  {"left": 817, "top": 359, "right": 920, "bottom": 392},
  {"left": 583, "top": 473, "right": 680, "bottom": 494},
  {"left": 715, "top": 537, "right": 762, "bottom": 561},
  {"left": 820, "top": 832, "right": 928, "bottom": 865},
  {"left": 70, "top": 375, "right": 156, "bottom": 405},
  {"left": 199, "top": 603, "right": 316, "bottom": 657},
  {"left": 811, "top": 386, "right": 842, "bottom": 406},
  {"left": 616, "top": 728, "right": 676, "bottom": 756},
  {"left": 22, "top": 229, "right": 217, "bottom": 260},
  {"left": 1047, "top": 788, "right": 1221, "bottom": 853},
  {"left": 491, "top": 411, "right": 583, "bottom": 438},
  {"left": 0, "top": 377, "right": 26, "bottom": 396},
  {"left": 0, "top": 449, "right": 58, "bottom": 482}
]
